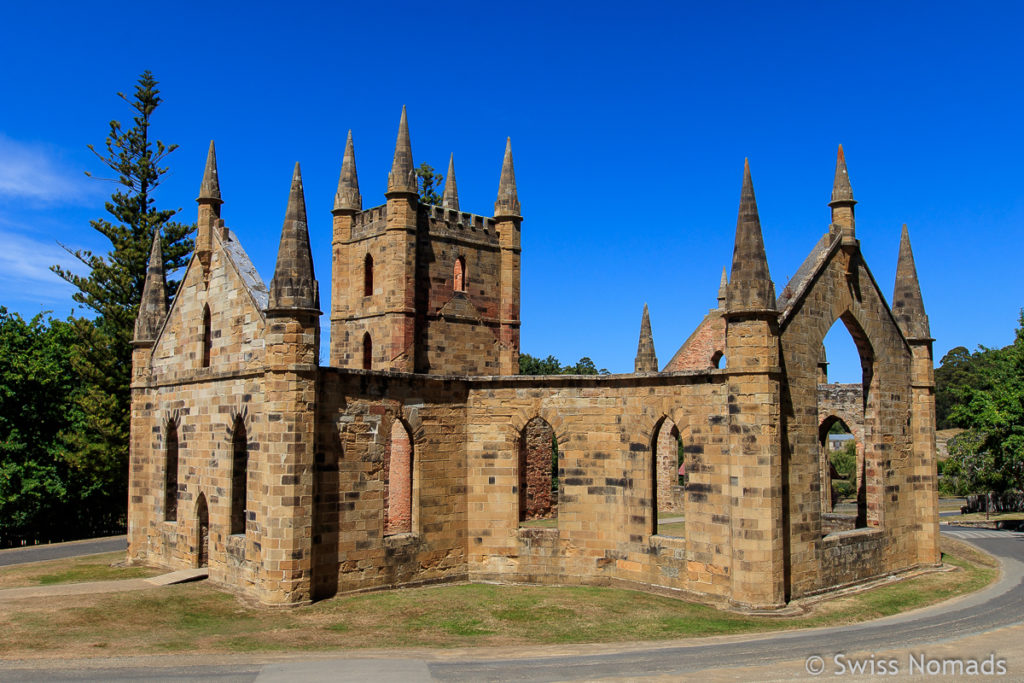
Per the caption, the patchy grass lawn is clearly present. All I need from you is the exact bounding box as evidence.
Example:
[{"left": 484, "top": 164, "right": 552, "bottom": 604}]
[
  {"left": 656, "top": 521, "right": 686, "bottom": 537},
  {"left": 945, "top": 511, "right": 1024, "bottom": 522},
  {"left": 0, "top": 538, "right": 996, "bottom": 659},
  {"left": 0, "top": 552, "right": 161, "bottom": 589},
  {"left": 519, "top": 517, "right": 558, "bottom": 528}
]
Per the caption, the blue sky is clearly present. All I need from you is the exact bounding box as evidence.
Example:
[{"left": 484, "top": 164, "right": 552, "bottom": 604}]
[{"left": 1, "top": 2, "right": 1021, "bottom": 381}]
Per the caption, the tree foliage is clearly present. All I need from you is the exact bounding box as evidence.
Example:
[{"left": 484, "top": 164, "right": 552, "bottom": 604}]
[
  {"left": 935, "top": 345, "right": 1003, "bottom": 429},
  {"left": 830, "top": 441, "right": 857, "bottom": 501},
  {"left": 941, "top": 312, "right": 1024, "bottom": 495},
  {"left": 41, "top": 71, "right": 194, "bottom": 540},
  {"left": 518, "top": 353, "right": 610, "bottom": 376},
  {"left": 415, "top": 162, "right": 443, "bottom": 205},
  {"left": 0, "top": 309, "right": 123, "bottom": 546}
]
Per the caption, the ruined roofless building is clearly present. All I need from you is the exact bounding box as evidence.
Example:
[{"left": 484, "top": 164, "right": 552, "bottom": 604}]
[{"left": 128, "top": 112, "right": 939, "bottom": 610}]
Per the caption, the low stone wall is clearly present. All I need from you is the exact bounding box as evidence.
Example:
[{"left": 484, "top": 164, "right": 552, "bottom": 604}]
[
  {"left": 963, "top": 492, "right": 1024, "bottom": 513},
  {"left": 819, "top": 527, "right": 884, "bottom": 589}
]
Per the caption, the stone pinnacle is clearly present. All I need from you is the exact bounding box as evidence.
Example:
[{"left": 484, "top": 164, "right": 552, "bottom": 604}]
[
  {"left": 269, "top": 162, "right": 318, "bottom": 311},
  {"left": 334, "top": 130, "right": 362, "bottom": 212},
  {"left": 442, "top": 153, "right": 459, "bottom": 211},
  {"left": 494, "top": 137, "right": 520, "bottom": 218}
]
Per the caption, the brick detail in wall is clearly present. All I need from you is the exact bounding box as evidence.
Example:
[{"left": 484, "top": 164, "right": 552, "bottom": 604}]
[
  {"left": 519, "top": 417, "right": 554, "bottom": 520},
  {"left": 385, "top": 421, "right": 412, "bottom": 535},
  {"left": 662, "top": 310, "right": 725, "bottom": 372}
]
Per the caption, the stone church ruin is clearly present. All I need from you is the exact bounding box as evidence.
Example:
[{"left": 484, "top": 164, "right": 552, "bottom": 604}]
[{"left": 127, "top": 109, "right": 939, "bottom": 610}]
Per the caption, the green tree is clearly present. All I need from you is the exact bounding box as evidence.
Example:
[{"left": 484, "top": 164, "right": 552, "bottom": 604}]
[
  {"left": 415, "top": 162, "right": 443, "bottom": 205},
  {"left": 50, "top": 71, "right": 194, "bottom": 531},
  {"left": 830, "top": 441, "right": 857, "bottom": 501},
  {"left": 944, "top": 312, "right": 1024, "bottom": 496},
  {"left": 0, "top": 309, "right": 81, "bottom": 546},
  {"left": 518, "top": 353, "right": 610, "bottom": 375},
  {"left": 935, "top": 345, "right": 1002, "bottom": 429},
  {"left": 519, "top": 353, "right": 565, "bottom": 375}
]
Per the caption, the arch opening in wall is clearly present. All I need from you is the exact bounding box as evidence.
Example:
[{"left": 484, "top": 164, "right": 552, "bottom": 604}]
[
  {"left": 363, "top": 254, "right": 373, "bottom": 297},
  {"left": 230, "top": 417, "right": 248, "bottom": 535},
  {"left": 652, "top": 417, "right": 685, "bottom": 537},
  {"left": 817, "top": 312, "right": 875, "bottom": 534},
  {"left": 454, "top": 256, "right": 466, "bottom": 293},
  {"left": 818, "top": 416, "right": 862, "bottom": 527},
  {"left": 362, "top": 332, "right": 372, "bottom": 371},
  {"left": 518, "top": 417, "right": 557, "bottom": 526},
  {"left": 711, "top": 350, "right": 726, "bottom": 369},
  {"left": 385, "top": 419, "right": 414, "bottom": 535},
  {"left": 164, "top": 421, "right": 179, "bottom": 522},
  {"left": 201, "top": 305, "right": 212, "bottom": 368},
  {"left": 196, "top": 493, "right": 209, "bottom": 569}
]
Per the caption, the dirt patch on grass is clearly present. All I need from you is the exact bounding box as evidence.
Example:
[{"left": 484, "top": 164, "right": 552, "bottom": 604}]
[{"left": 0, "top": 538, "right": 998, "bottom": 660}]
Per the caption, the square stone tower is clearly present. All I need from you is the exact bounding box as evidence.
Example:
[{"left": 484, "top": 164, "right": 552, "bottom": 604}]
[{"left": 329, "top": 108, "right": 521, "bottom": 376}]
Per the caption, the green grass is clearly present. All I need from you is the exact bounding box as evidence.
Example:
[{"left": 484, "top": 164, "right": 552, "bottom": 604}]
[
  {"left": 519, "top": 517, "right": 558, "bottom": 528},
  {"left": 0, "top": 538, "right": 997, "bottom": 659},
  {"left": 0, "top": 552, "right": 161, "bottom": 589}
]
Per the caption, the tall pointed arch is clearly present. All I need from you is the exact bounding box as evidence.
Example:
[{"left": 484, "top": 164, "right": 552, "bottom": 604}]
[
  {"left": 164, "top": 420, "right": 179, "bottom": 522},
  {"left": 385, "top": 419, "right": 414, "bottom": 535},
  {"left": 201, "top": 304, "right": 212, "bottom": 368},
  {"left": 230, "top": 416, "right": 248, "bottom": 535}
]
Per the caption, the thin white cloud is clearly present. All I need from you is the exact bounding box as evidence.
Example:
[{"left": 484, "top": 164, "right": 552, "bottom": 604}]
[
  {"left": 0, "top": 228, "right": 80, "bottom": 302},
  {"left": 0, "top": 134, "right": 92, "bottom": 204}
]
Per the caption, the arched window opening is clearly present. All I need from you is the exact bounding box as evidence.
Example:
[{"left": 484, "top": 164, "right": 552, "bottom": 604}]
[
  {"left": 818, "top": 314, "right": 875, "bottom": 534},
  {"left": 196, "top": 493, "right": 209, "bottom": 569},
  {"left": 518, "top": 417, "right": 556, "bottom": 526},
  {"left": 362, "top": 332, "right": 372, "bottom": 370},
  {"left": 230, "top": 417, "right": 248, "bottom": 535},
  {"left": 652, "top": 418, "right": 685, "bottom": 537},
  {"left": 454, "top": 256, "right": 466, "bottom": 293},
  {"left": 821, "top": 322, "right": 863, "bottom": 384},
  {"left": 201, "top": 305, "right": 212, "bottom": 368},
  {"left": 711, "top": 350, "right": 726, "bottom": 369},
  {"left": 164, "top": 422, "right": 179, "bottom": 522},
  {"left": 363, "top": 254, "right": 373, "bottom": 297},
  {"left": 385, "top": 419, "right": 413, "bottom": 535},
  {"left": 818, "top": 416, "right": 860, "bottom": 526}
]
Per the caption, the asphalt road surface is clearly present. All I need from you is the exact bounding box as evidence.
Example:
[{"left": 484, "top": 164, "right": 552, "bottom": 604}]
[
  {"left": 2, "top": 526, "right": 1021, "bottom": 681},
  {"left": 0, "top": 536, "right": 126, "bottom": 568}
]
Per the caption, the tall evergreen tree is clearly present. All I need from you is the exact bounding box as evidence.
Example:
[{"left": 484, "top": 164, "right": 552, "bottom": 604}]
[{"left": 50, "top": 71, "right": 193, "bottom": 526}]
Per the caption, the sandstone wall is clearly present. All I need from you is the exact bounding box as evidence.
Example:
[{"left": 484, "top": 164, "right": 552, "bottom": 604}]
[
  {"left": 778, "top": 239, "right": 917, "bottom": 599},
  {"left": 129, "top": 231, "right": 269, "bottom": 596}
]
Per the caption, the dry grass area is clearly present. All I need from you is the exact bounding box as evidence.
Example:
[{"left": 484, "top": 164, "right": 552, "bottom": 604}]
[
  {"left": 0, "top": 538, "right": 996, "bottom": 660},
  {"left": 519, "top": 517, "right": 558, "bottom": 528},
  {"left": 946, "top": 511, "right": 1024, "bottom": 522},
  {"left": 0, "top": 552, "right": 161, "bottom": 589}
]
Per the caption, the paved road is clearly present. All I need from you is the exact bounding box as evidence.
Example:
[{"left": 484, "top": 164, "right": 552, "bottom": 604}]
[
  {"left": 0, "top": 536, "right": 126, "bottom": 567},
  {"left": 3, "top": 527, "right": 1022, "bottom": 681}
]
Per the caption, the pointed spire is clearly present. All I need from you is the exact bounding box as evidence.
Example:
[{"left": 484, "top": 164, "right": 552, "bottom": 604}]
[
  {"left": 269, "top": 163, "right": 318, "bottom": 311},
  {"left": 494, "top": 137, "right": 521, "bottom": 218},
  {"left": 829, "top": 144, "right": 855, "bottom": 206},
  {"left": 133, "top": 230, "right": 168, "bottom": 343},
  {"left": 333, "top": 130, "right": 362, "bottom": 212},
  {"left": 386, "top": 106, "right": 417, "bottom": 196},
  {"left": 197, "top": 141, "right": 223, "bottom": 205},
  {"left": 634, "top": 303, "right": 659, "bottom": 373},
  {"left": 727, "top": 159, "right": 775, "bottom": 312},
  {"left": 442, "top": 153, "right": 459, "bottom": 211},
  {"left": 717, "top": 266, "right": 728, "bottom": 308},
  {"left": 892, "top": 224, "right": 930, "bottom": 339},
  {"left": 829, "top": 145, "right": 856, "bottom": 238}
]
